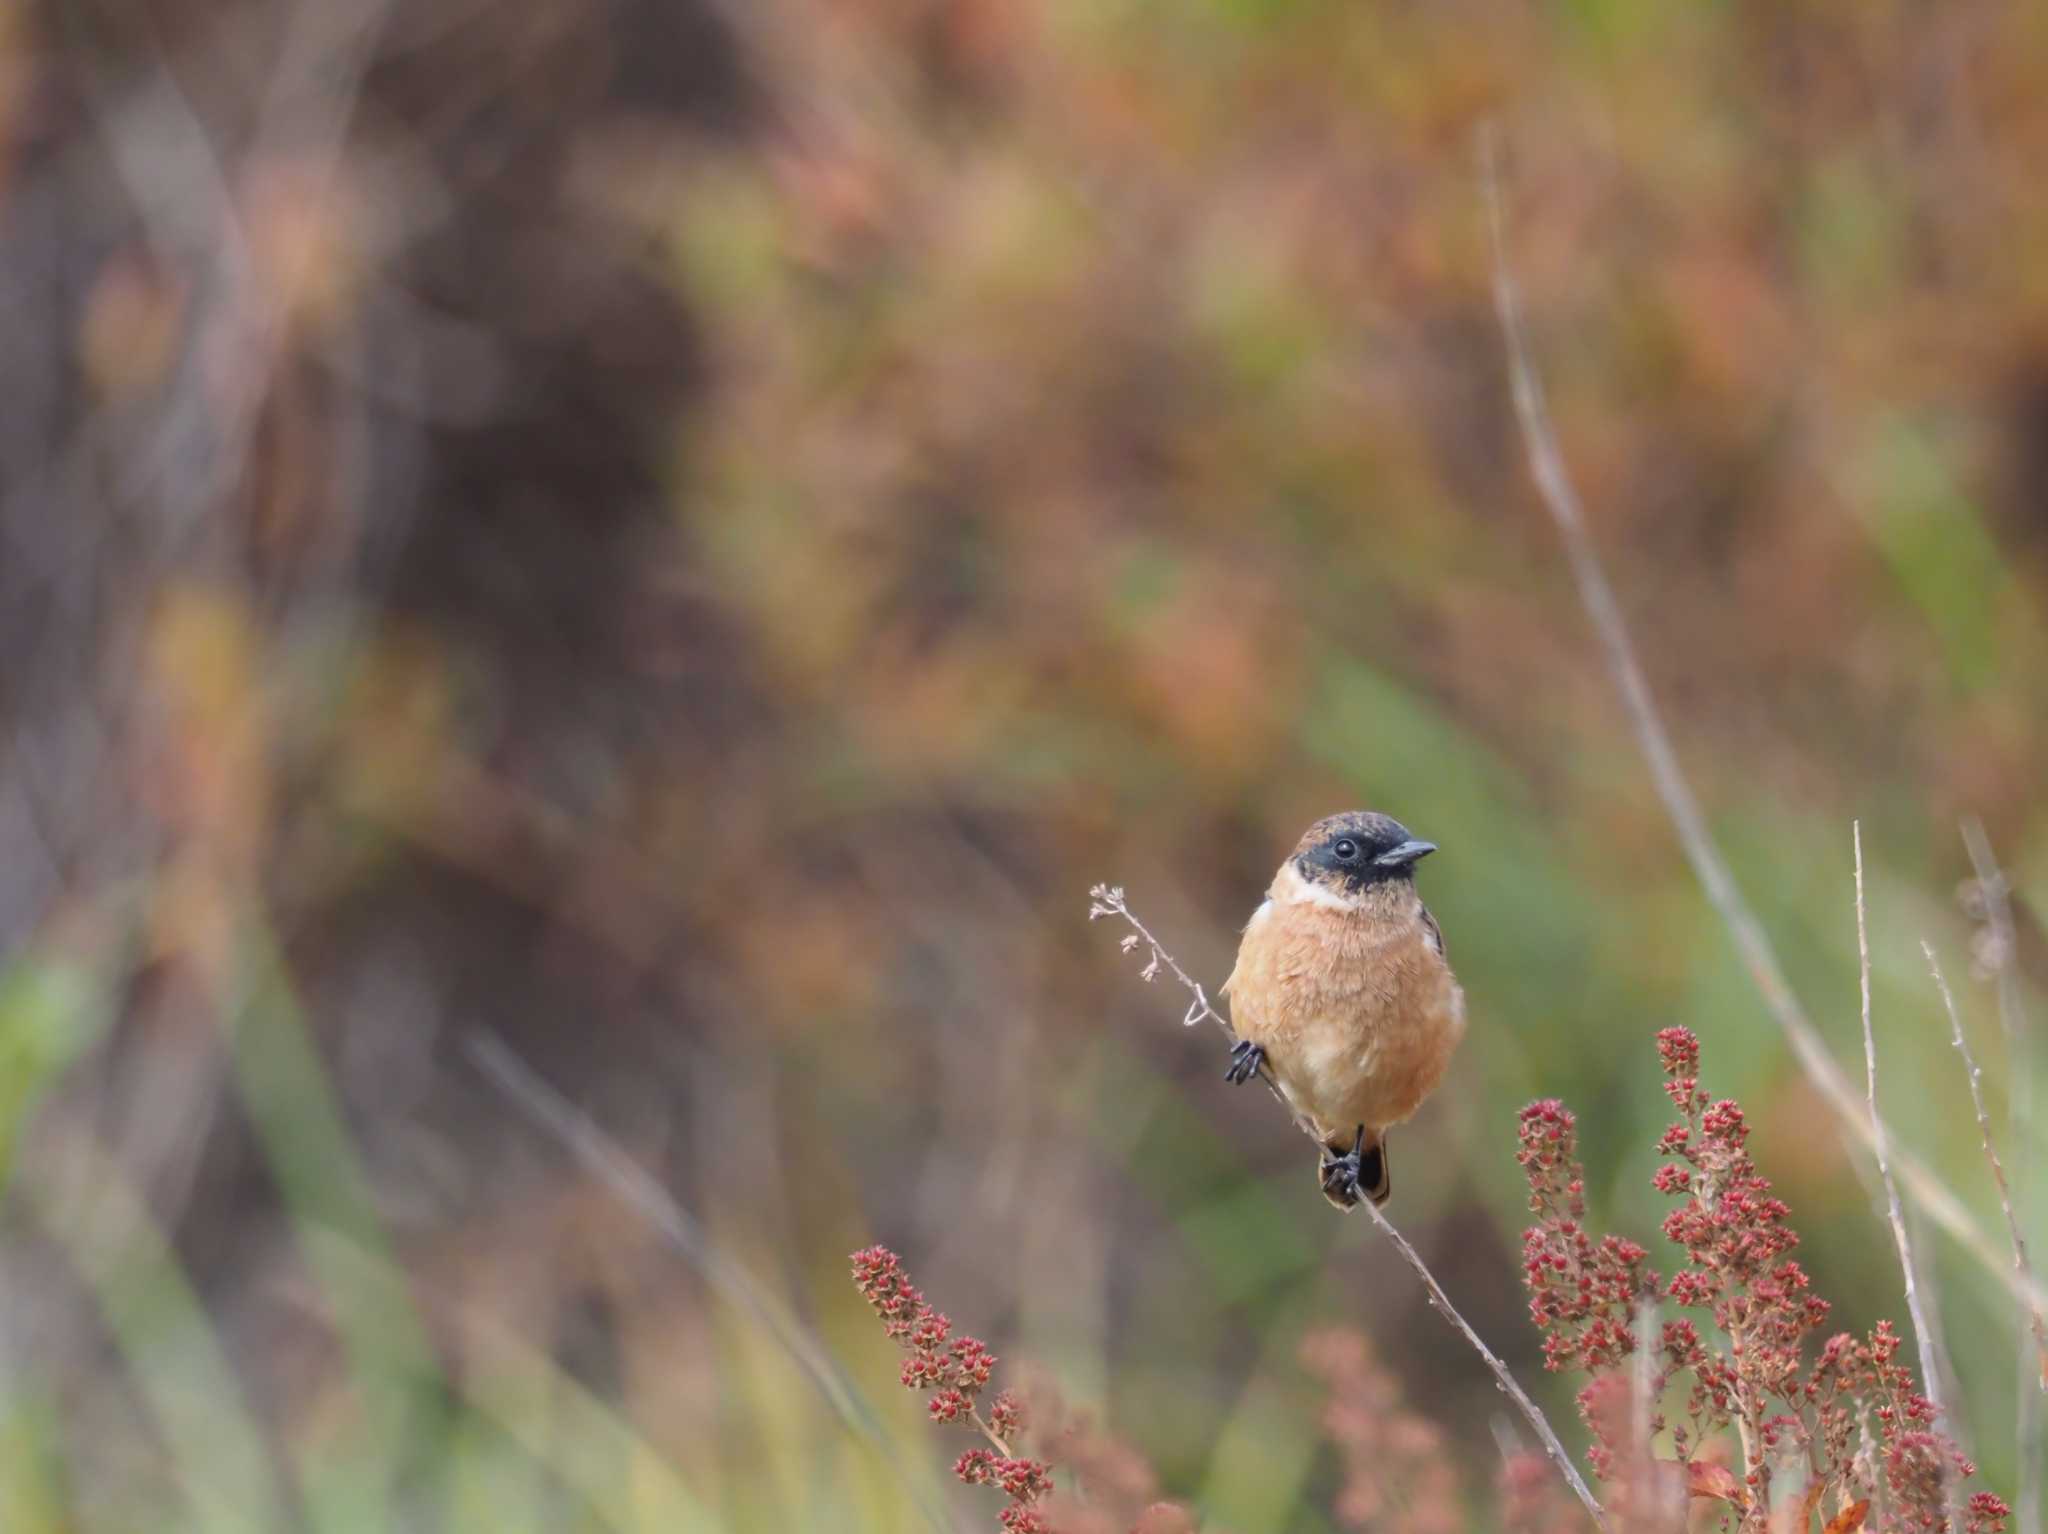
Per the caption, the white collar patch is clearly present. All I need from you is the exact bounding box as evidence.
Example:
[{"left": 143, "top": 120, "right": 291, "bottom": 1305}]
[{"left": 1273, "top": 861, "right": 1359, "bottom": 913}]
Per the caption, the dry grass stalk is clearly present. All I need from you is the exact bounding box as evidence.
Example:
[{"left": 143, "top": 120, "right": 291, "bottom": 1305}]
[
  {"left": 1920, "top": 943, "right": 2048, "bottom": 1400},
  {"left": 1957, "top": 820, "right": 2044, "bottom": 1534},
  {"left": 1480, "top": 129, "right": 2048, "bottom": 1326},
  {"left": 1856, "top": 827, "right": 1959, "bottom": 1531},
  {"left": 1853, "top": 824, "right": 1945, "bottom": 1427}
]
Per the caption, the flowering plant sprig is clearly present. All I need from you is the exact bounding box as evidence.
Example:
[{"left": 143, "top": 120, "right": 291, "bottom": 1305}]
[
  {"left": 1516, "top": 1029, "right": 2010, "bottom": 1534},
  {"left": 851, "top": 1245, "right": 1051, "bottom": 1531}
]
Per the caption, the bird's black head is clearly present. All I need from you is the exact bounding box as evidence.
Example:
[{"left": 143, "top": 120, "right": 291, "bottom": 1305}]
[{"left": 1292, "top": 811, "right": 1437, "bottom": 894}]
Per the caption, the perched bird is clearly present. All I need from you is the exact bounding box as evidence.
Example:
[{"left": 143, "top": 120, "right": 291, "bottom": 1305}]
[{"left": 1221, "top": 811, "right": 1465, "bottom": 1208}]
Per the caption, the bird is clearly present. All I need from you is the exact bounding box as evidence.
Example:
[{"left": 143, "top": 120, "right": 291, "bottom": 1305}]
[{"left": 1220, "top": 811, "right": 1465, "bottom": 1209}]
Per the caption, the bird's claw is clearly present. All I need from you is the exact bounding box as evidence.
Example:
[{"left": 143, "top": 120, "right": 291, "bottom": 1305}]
[
  {"left": 1224, "top": 1039, "right": 1265, "bottom": 1085},
  {"left": 1320, "top": 1125, "right": 1368, "bottom": 1206}
]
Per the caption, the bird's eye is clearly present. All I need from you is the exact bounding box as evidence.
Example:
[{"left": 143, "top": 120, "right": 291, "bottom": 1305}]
[{"left": 1333, "top": 839, "right": 1358, "bottom": 860}]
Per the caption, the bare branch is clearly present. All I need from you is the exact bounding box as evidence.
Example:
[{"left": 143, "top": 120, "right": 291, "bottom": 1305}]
[
  {"left": 1855, "top": 826, "right": 1954, "bottom": 1527},
  {"left": 1480, "top": 128, "right": 2048, "bottom": 1325},
  {"left": 1091, "top": 885, "right": 1607, "bottom": 1531}
]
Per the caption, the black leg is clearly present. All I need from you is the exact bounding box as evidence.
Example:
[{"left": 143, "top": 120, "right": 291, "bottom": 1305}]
[
  {"left": 1319, "top": 1125, "right": 1367, "bottom": 1208},
  {"left": 1223, "top": 1039, "right": 1265, "bottom": 1085},
  {"left": 1358, "top": 1135, "right": 1390, "bottom": 1206}
]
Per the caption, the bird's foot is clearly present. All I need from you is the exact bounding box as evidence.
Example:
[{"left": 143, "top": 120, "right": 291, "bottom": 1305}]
[
  {"left": 1319, "top": 1126, "right": 1368, "bottom": 1208},
  {"left": 1224, "top": 1039, "right": 1265, "bottom": 1085}
]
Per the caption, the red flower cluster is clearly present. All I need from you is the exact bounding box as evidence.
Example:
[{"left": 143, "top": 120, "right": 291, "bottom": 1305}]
[
  {"left": 1517, "top": 1098, "right": 1652, "bottom": 1382},
  {"left": 1515, "top": 1030, "right": 2012, "bottom": 1534},
  {"left": 851, "top": 1245, "right": 1052, "bottom": 1529},
  {"left": 851, "top": 1247, "right": 1205, "bottom": 1534}
]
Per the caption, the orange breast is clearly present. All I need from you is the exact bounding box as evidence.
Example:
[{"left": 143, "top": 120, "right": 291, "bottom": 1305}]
[{"left": 1224, "top": 889, "right": 1466, "bottom": 1141}]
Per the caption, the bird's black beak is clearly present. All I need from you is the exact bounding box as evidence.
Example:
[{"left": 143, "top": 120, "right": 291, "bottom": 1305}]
[{"left": 1375, "top": 839, "right": 1437, "bottom": 868}]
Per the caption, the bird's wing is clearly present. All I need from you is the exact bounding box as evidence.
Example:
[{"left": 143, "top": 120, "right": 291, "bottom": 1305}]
[
  {"left": 1222, "top": 899, "right": 1293, "bottom": 1041},
  {"left": 1218, "top": 897, "right": 1272, "bottom": 999}
]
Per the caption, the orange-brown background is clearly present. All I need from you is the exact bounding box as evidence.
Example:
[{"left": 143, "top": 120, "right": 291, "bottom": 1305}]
[{"left": 2, "top": 0, "right": 2044, "bottom": 1528}]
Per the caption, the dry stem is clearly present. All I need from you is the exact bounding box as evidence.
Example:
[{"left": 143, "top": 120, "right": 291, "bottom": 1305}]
[
  {"left": 1481, "top": 128, "right": 2048, "bottom": 1326},
  {"left": 1730, "top": 1326, "right": 1763, "bottom": 1528},
  {"left": 971, "top": 1407, "right": 1015, "bottom": 1458},
  {"left": 1089, "top": 884, "right": 1607, "bottom": 1531}
]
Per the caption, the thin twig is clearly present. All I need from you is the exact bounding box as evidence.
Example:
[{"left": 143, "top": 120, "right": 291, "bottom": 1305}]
[
  {"left": 1089, "top": 884, "right": 1608, "bottom": 1531},
  {"left": 1854, "top": 824, "right": 1943, "bottom": 1419},
  {"left": 1959, "top": 820, "right": 2044, "bottom": 1534},
  {"left": 1088, "top": 884, "right": 1316, "bottom": 1140},
  {"left": 1358, "top": 1199, "right": 1607, "bottom": 1529},
  {"left": 1087, "top": 885, "right": 1234, "bottom": 1034},
  {"left": 464, "top": 1033, "right": 953, "bottom": 1534},
  {"left": 1480, "top": 127, "right": 2048, "bottom": 1324}
]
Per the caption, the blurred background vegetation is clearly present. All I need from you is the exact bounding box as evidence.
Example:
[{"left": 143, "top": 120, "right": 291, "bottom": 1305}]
[{"left": 2, "top": 0, "right": 2045, "bottom": 1528}]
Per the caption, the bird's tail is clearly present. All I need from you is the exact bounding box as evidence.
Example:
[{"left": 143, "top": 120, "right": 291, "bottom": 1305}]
[{"left": 1319, "top": 1129, "right": 1391, "bottom": 1210}]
